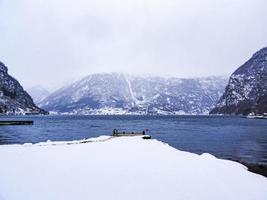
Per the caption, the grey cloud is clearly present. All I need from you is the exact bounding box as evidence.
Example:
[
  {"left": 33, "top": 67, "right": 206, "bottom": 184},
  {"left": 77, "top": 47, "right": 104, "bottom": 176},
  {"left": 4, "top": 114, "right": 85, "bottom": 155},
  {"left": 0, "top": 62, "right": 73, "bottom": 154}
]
[{"left": 0, "top": 0, "right": 267, "bottom": 90}]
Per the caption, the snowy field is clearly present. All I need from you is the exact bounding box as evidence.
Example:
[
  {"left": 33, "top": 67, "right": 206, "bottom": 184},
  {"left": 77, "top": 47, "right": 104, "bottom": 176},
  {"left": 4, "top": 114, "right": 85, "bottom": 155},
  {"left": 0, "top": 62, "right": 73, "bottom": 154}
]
[{"left": 0, "top": 136, "right": 267, "bottom": 200}]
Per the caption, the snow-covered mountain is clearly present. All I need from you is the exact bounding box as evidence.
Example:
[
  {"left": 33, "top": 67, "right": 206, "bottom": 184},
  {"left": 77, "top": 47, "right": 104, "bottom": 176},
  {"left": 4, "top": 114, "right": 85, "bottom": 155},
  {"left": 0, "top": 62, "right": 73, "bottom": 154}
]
[
  {"left": 27, "top": 86, "right": 50, "bottom": 105},
  {"left": 0, "top": 61, "right": 47, "bottom": 115},
  {"left": 210, "top": 47, "right": 267, "bottom": 116},
  {"left": 40, "top": 74, "right": 227, "bottom": 115}
]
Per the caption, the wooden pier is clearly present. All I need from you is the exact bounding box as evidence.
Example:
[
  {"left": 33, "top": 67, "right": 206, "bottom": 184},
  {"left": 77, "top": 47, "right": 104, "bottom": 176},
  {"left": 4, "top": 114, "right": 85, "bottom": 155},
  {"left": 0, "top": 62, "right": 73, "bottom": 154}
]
[
  {"left": 0, "top": 120, "right": 34, "bottom": 126},
  {"left": 112, "top": 129, "right": 151, "bottom": 139}
]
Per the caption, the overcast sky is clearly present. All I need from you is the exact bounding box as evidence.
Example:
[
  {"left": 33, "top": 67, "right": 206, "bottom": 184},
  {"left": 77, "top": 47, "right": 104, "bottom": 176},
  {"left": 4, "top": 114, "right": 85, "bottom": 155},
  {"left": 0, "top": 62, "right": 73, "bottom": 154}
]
[{"left": 0, "top": 0, "right": 267, "bottom": 91}]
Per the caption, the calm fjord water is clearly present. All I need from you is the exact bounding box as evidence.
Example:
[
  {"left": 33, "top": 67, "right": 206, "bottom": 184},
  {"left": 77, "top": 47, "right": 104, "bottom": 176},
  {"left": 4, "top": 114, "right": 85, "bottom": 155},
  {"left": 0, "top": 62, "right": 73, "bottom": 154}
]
[{"left": 0, "top": 115, "right": 267, "bottom": 165}]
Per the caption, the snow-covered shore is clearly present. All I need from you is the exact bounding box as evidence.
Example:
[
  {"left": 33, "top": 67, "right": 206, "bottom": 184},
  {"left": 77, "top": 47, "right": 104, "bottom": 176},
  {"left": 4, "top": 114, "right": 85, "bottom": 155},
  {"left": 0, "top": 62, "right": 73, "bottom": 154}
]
[{"left": 0, "top": 136, "right": 267, "bottom": 200}]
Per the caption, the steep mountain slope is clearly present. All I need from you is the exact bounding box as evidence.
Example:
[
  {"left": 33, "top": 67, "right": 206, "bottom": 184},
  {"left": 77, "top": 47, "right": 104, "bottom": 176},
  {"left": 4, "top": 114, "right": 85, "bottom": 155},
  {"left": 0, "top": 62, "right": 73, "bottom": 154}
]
[
  {"left": 40, "top": 74, "right": 227, "bottom": 115},
  {"left": 0, "top": 61, "right": 47, "bottom": 115},
  {"left": 27, "top": 86, "right": 50, "bottom": 105},
  {"left": 210, "top": 47, "right": 267, "bottom": 115}
]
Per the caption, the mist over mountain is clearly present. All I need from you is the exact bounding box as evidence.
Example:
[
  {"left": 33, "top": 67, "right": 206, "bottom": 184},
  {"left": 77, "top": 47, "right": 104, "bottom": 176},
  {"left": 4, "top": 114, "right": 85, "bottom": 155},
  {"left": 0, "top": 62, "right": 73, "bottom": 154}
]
[
  {"left": 40, "top": 74, "right": 227, "bottom": 115},
  {"left": 27, "top": 86, "right": 50, "bottom": 105},
  {"left": 211, "top": 47, "right": 267, "bottom": 116}
]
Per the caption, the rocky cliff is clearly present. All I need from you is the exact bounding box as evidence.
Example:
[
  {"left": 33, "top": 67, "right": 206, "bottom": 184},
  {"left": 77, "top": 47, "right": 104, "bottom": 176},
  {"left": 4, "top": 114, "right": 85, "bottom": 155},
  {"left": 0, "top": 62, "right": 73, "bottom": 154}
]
[
  {"left": 0, "top": 61, "right": 48, "bottom": 115},
  {"left": 210, "top": 47, "right": 267, "bottom": 115}
]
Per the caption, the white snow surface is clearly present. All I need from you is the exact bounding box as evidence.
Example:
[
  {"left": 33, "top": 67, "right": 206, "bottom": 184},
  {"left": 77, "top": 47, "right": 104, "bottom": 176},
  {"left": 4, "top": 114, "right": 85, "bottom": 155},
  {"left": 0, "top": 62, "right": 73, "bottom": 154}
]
[{"left": 0, "top": 136, "right": 267, "bottom": 200}]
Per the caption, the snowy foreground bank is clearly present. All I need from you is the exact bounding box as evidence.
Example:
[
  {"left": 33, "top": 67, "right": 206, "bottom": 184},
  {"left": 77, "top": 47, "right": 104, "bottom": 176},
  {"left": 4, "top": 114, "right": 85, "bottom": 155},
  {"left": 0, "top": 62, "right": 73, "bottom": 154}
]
[{"left": 0, "top": 136, "right": 267, "bottom": 200}]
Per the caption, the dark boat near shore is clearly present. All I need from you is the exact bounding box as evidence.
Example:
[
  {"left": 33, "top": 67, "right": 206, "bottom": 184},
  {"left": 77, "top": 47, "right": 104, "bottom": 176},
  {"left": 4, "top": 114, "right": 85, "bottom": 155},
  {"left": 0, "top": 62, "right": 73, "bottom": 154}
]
[{"left": 0, "top": 120, "right": 34, "bottom": 126}]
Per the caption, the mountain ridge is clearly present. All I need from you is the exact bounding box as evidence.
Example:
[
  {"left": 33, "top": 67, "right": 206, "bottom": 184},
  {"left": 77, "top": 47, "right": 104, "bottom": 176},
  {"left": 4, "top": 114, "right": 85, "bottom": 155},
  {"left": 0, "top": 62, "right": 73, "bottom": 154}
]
[{"left": 40, "top": 73, "right": 227, "bottom": 115}]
